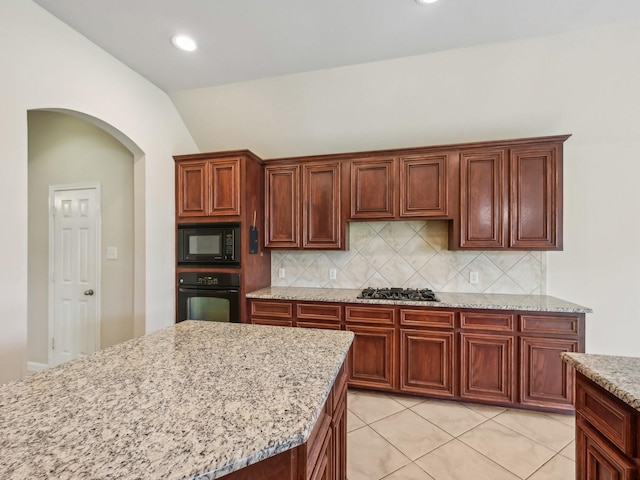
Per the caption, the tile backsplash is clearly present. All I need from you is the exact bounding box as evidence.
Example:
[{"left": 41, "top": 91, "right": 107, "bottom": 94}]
[{"left": 270, "top": 221, "right": 546, "bottom": 294}]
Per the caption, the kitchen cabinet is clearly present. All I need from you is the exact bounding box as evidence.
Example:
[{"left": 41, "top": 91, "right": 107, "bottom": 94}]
[
  {"left": 345, "top": 306, "right": 396, "bottom": 391},
  {"left": 350, "top": 157, "right": 396, "bottom": 219},
  {"left": 399, "top": 309, "right": 456, "bottom": 397},
  {"left": 246, "top": 297, "right": 585, "bottom": 412},
  {"left": 349, "top": 153, "right": 451, "bottom": 220},
  {"left": 520, "top": 313, "right": 581, "bottom": 411},
  {"left": 452, "top": 135, "right": 568, "bottom": 250},
  {"left": 265, "top": 161, "right": 346, "bottom": 249},
  {"left": 459, "top": 312, "right": 515, "bottom": 404},
  {"left": 296, "top": 302, "right": 342, "bottom": 331},
  {"left": 575, "top": 373, "right": 638, "bottom": 480},
  {"left": 176, "top": 157, "right": 240, "bottom": 219}
]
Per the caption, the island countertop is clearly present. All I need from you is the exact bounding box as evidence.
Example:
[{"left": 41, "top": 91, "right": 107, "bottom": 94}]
[
  {"left": 562, "top": 352, "right": 640, "bottom": 412},
  {"left": 0, "top": 321, "right": 354, "bottom": 480},
  {"left": 246, "top": 287, "right": 592, "bottom": 314}
]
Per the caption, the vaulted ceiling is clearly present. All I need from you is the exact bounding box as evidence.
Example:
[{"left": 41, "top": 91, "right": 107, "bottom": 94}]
[{"left": 33, "top": 0, "right": 640, "bottom": 92}]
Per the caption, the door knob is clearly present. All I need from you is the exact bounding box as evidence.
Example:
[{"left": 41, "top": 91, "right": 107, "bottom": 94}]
[{"left": 84, "top": 289, "right": 94, "bottom": 296}]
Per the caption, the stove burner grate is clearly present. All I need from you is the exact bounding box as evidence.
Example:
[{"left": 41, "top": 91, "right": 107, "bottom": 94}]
[{"left": 357, "top": 287, "right": 439, "bottom": 302}]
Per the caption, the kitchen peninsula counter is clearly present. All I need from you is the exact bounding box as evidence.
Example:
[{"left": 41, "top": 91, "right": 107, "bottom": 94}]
[
  {"left": 0, "top": 321, "right": 354, "bottom": 479},
  {"left": 562, "top": 352, "right": 640, "bottom": 411},
  {"left": 247, "top": 287, "right": 592, "bottom": 313}
]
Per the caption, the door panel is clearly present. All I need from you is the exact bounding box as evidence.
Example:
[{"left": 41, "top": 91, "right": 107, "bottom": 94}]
[{"left": 52, "top": 188, "right": 99, "bottom": 366}]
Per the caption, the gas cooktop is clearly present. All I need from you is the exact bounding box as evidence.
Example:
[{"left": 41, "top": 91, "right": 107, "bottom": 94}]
[{"left": 357, "top": 287, "right": 440, "bottom": 302}]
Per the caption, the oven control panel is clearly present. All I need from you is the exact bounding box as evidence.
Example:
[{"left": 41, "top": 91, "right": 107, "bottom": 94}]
[{"left": 178, "top": 272, "right": 241, "bottom": 288}]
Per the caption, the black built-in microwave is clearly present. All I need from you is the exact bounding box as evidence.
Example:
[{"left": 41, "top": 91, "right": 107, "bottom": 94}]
[{"left": 177, "top": 223, "right": 240, "bottom": 266}]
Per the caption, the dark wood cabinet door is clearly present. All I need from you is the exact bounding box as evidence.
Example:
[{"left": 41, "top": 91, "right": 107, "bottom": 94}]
[
  {"left": 400, "top": 329, "right": 455, "bottom": 397},
  {"left": 577, "top": 420, "right": 637, "bottom": 480},
  {"left": 459, "top": 150, "right": 508, "bottom": 248},
  {"left": 520, "top": 336, "right": 577, "bottom": 410},
  {"left": 460, "top": 333, "right": 514, "bottom": 403},
  {"left": 265, "top": 165, "right": 300, "bottom": 248},
  {"left": 332, "top": 389, "right": 347, "bottom": 480},
  {"left": 509, "top": 145, "right": 562, "bottom": 249},
  {"left": 176, "top": 161, "right": 207, "bottom": 217},
  {"left": 207, "top": 158, "right": 240, "bottom": 216},
  {"left": 400, "top": 153, "right": 449, "bottom": 217},
  {"left": 346, "top": 325, "right": 396, "bottom": 390},
  {"left": 303, "top": 162, "right": 342, "bottom": 249},
  {"left": 350, "top": 157, "right": 396, "bottom": 219}
]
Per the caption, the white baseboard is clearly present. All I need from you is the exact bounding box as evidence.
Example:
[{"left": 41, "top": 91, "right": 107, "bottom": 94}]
[{"left": 27, "top": 361, "right": 49, "bottom": 373}]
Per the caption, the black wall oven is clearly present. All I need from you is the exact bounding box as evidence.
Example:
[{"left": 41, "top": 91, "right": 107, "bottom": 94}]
[{"left": 177, "top": 272, "right": 240, "bottom": 323}]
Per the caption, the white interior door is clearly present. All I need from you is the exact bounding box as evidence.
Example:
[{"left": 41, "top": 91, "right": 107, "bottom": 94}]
[{"left": 50, "top": 186, "right": 100, "bottom": 366}]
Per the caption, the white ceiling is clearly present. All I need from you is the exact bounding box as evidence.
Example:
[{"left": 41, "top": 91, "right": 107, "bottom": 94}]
[{"left": 33, "top": 0, "right": 640, "bottom": 93}]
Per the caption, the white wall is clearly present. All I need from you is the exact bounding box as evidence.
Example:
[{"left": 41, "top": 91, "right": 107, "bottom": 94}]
[
  {"left": 0, "top": 0, "right": 197, "bottom": 383},
  {"left": 171, "top": 21, "right": 640, "bottom": 356}
]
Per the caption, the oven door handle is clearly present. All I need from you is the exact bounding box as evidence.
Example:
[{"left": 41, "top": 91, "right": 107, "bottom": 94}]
[{"left": 178, "top": 286, "right": 239, "bottom": 294}]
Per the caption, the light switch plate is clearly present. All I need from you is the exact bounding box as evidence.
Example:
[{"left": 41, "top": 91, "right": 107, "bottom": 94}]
[{"left": 107, "top": 247, "right": 118, "bottom": 260}]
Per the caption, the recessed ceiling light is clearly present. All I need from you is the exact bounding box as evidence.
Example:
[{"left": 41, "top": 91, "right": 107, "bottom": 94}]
[
  {"left": 171, "top": 34, "right": 198, "bottom": 52},
  {"left": 415, "top": 0, "right": 439, "bottom": 4}
]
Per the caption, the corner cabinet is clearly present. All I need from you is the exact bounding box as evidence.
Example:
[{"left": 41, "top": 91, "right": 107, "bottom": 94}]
[
  {"left": 265, "top": 160, "right": 347, "bottom": 250},
  {"left": 452, "top": 135, "right": 568, "bottom": 250},
  {"left": 176, "top": 157, "right": 240, "bottom": 219}
]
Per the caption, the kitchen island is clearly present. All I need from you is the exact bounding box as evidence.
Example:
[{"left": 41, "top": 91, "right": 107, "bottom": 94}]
[
  {"left": 562, "top": 353, "right": 640, "bottom": 480},
  {"left": 0, "top": 321, "right": 354, "bottom": 479}
]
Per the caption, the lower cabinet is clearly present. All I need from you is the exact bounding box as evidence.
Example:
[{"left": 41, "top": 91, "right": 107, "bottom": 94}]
[
  {"left": 400, "top": 329, "right": 455, "bottom": 397},
  {"left": 520, "top": 336, "right": 578, "bottom": 411},
  {"left": 346, "top": 325, "right": 396, "bottom": 391},
  {"left": 575, "top": 373, "right": 638, "bottom": 480},
  {"left": 246, "top": 299, "right": 585, "bottom": 412},
  {"left": 460, "top": 333, "right": 514, "bottom": 403}
]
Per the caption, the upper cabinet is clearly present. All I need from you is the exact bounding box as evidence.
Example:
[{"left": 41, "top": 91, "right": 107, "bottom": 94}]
[
  {"left": 450, "top": 135, "right": 568, "bottom": 250},
  {"left": 350, "top": 152, "right": 452, "bottom": 220},
  {"left": 265, "top": 160, "right": 347, "bottom": 249},
  {"left": 175, "top": 155, "right": 241, "bottom": 220}
]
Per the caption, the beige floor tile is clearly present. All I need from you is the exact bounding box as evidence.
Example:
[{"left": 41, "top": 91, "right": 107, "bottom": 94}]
[
  {"left": 559, "top": 440, "right": 576, "bottom": 461},
  {"left": 387, "top": 393, "right": 426, "bottom": 408},
  {"left": 382, "top": 462, "right": 435, "bottom": 480},
  {"left": 347, "top": 390, "right": 406, "bottom": 424},
  {"left": 347, "top": 409, "right": 367, "bottom": 432},
  {"left": 370, "top": 409, "right": 453, "bottom": 460},
  {"left": 544, "top": 410, "right": 576, "bottom": 428},
  {"left": 528, "top": 454, "right": 575, "bottom": 480},
  {"left": 347, "top": 426, "right": 411, "bottom": 480},
  {"left": 459, "top": 420, "right": 555, "bottom": 479},
  {"left": 492, "top": 408, "right": 575, "bottom": 451},
  {"left": 462, "top": 401, "right": 508, "bottom": 419},
  {"left": 411, "top": 399, "right": 488, "bottom": 436},
  {"left": 415, "top": 439, "right": 519, "bottom": 480}
]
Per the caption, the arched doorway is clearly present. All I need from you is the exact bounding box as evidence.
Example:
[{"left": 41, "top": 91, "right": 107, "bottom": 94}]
[{"left": 27, "top": 109, "right": 146, "bottom": 370}]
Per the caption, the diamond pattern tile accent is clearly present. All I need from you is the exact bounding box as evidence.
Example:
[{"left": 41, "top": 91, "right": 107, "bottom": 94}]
[{"left": 271, "top": 220, "right": 547, "bottom": 293}]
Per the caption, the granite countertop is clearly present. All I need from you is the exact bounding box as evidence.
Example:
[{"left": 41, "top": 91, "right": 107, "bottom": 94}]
[
  {"left": 562, "top": 352, "right": 640, "bottom": 412},
  {"left": 0, "top": 321, "right": 354, "bottom": 480},
  {"left": 246, "top": 287, "right": 592, "bottom": 314}
]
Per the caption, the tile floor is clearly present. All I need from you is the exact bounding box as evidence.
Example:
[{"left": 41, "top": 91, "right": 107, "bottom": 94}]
[{"left": 346, "top": 389, "right": 576, "bottom": 480}]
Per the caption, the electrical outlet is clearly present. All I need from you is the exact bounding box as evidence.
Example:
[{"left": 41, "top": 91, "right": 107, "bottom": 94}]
[
  {"left": 278, "top": 268, "right": 286, "bottom": 279},
  {"left": 329, "top": 268, "right": 337, "bottom": 280},
  {"left": 469, "top": 271, "right": 479, "bottom": 284}
]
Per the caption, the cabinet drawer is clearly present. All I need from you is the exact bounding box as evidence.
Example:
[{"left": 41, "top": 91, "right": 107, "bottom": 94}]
[
  {"left": 346, "top": 306, "right": 395, "bottom": 325},
  {"left": 251, "top": 318, "right": 294, "bottom": 327},
  {"left": 296, "top": 321, "right": 341, "bottom": 331},
  {"left": 460, "top": 312, "right": 514, "bottom": 332},
  {"left": 297, "top": 303, "right": 341, "bottom": 322},
  {"left": 520, "top": 314, "right": 579, "bottom": 335},
  {"left": 250, "top": 300, "right": 293, "bottom": 319},
  {"left": 400, "top": 309, "right": 455, "bottom": 328},
  {"left": 576, "top": 374, "right": 635, "bottom": 456}
]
